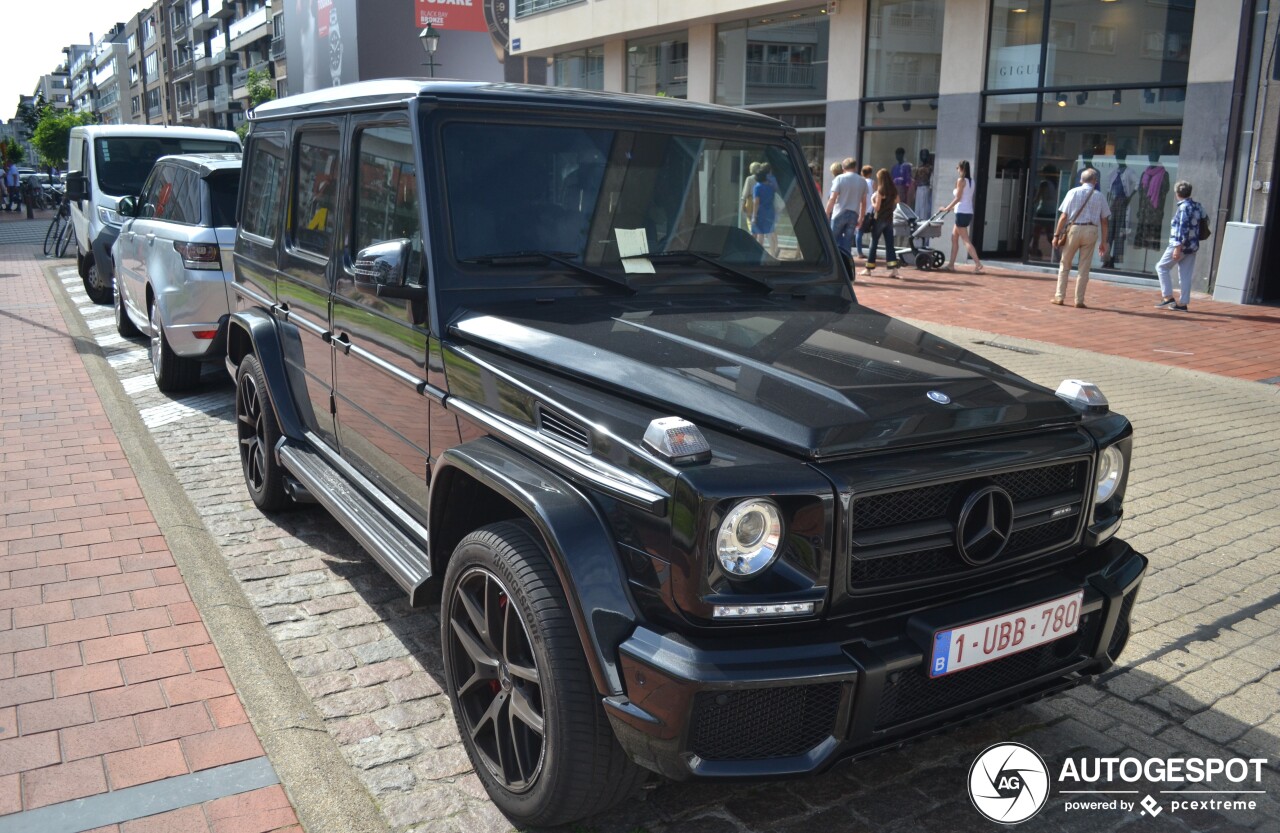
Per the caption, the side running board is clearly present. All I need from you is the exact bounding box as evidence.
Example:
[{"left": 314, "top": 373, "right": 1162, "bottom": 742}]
[{"left": 277, "top": 441, "right": 432, "bottom": 606}]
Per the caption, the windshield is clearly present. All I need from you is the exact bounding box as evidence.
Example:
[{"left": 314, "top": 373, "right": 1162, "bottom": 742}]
[
  {"left": 441, "top": 121, "right": 829, "bottom": 279},
  {"left": 94, "top": 137, "right": 240, "bottom": 197}
]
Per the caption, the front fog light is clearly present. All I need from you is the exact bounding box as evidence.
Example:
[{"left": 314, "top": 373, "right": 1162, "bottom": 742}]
[
  {"left": 715, "top": 500, "right": 783, "bottom": 576},
  {"left": 1095, "top": 446, "right": 1125, "bottom": 502}
]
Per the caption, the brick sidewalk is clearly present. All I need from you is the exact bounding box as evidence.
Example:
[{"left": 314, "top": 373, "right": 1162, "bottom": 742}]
[
  {"left": 853, "top": 258, "right": 1280, "bottom": 384},
  {"left": 0, "top": 247, "right": 302, "bottom": 832}
]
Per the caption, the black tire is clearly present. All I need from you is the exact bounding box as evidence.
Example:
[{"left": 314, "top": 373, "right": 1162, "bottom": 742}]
[
  {"left": 235, "top": 354, "right": 290, "bottom": 512},
  {"left": 83, "top": 259, "right": 112, "bottom": 304},
  {"left": 43, "top": 215, "right": 62, "bottom": 256},
  {"left": 150, "top": 304, "right": 200, "bottom": 392},
  {"left": 114, "top": 281, "right": 140, "bottom": 338},
  {"left": 442, "top": 521, "right": 646, "bottom": 827},
  {"left": 55, "top": 220, "right": 73, "bottom": 258},
  {"left": 915, "top": 252, "right": 931, "bottom": 270},
  {"left": 930, "top": 250, "right": 946, "bottom": 269}
]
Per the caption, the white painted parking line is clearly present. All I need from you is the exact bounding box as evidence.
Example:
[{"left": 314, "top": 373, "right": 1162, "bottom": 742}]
[
  {"left": 96, "top": 333, "right": 129, "bottom": 348},
  {"left": 140, "top": 392, "right": 233, "bottom": 429},
  {"left": 107, "top": 349, "right": 149, "bottom": 369},
  {"left": 121, "top": 375, "right": 157, "bottom": 395}
]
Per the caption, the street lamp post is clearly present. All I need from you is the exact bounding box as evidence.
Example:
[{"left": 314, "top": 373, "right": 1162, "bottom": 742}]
[{"left": 419, "top": 24, "right": 442, "bottom": 78}]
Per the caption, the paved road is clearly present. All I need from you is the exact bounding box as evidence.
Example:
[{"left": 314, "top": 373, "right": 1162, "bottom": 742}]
[{"left": 40, "top": 261, "right": 1280, "bottom": 833}]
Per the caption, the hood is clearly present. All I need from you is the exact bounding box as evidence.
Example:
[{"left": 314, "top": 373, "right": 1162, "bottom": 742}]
[{"left": 448, "top": 298, "right": 1081, "bottom": 459}]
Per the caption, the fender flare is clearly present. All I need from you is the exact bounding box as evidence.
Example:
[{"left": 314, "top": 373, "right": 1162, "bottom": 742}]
[
  {"left": 434, "top": 438, "right": 638, "bottom": 696},
  {"left": 226, "top": 309, "right": 308, "bottom": 440}
]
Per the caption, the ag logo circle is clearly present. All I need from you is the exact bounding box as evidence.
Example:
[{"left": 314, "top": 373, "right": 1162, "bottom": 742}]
[{"left": 968, "top": 742, "right": 1050, "bottom": 824}]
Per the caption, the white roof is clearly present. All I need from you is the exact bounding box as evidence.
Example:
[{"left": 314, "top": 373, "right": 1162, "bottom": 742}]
[{"left": 69, "top": 124, "right": 239, "bottom": 142}]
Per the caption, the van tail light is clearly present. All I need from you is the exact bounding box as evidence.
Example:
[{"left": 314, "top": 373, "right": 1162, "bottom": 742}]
[{"left": 174, "top": 242, "right": 222, "bottom": 270}]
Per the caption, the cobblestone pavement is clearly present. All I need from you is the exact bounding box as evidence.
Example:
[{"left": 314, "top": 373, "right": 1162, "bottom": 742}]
[{"left": 43, "top": 262, "right": 1280, "bottom": 833}]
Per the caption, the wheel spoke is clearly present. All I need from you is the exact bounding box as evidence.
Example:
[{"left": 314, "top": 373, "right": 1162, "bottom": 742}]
[
  {"left": 506, "top": 660, "right": 539, "bottom": 685},
  {"left": 458, "top": 582, "right": 496, "bottom": 653},
  {"left": 470, "top": 692, "right": 504, "bottom": 744},
  {"left": 449, "top": 616, "right": 500, "bottom": 673},
  {"left": 509, "top": 685, "right": 544, "bottom": 736}
]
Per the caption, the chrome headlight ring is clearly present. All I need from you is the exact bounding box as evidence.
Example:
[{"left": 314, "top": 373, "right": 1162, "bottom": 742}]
[
  {"left": 1095, "top": 445, "right": 1125, "bottom": 503},
  {"left": 715, "top": 499, "right": 784, "bottom": 577}
]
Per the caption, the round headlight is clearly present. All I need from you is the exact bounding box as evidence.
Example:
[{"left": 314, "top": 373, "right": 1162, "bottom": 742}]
[
  {"left": 1095, "top": 446, "right": 1125, "bottom": 503},
  {"left": 715, "top": 500, "right": 783, "bottom": 577}
]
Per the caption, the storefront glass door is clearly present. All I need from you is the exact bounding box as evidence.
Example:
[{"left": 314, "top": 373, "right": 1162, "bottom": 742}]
[{"left": 978, "top": 129, "right": 1032, "bottom": 259}]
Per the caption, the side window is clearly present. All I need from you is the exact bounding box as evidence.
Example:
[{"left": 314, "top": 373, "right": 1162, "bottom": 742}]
[
  {"left": 352, "top": 123, "right": 422, "bottom": 286},
  {"left": 141, "top": 166, "right": 173, "bottom": 219},
  {"left": 171, "top": 170, "right": 202, "bottom": 225},
  {"left": 291, "top": 129, "right": 341, "bottom": 257},
  {"left": 241, "top": 134, "right": 287, "bottom": 240}
]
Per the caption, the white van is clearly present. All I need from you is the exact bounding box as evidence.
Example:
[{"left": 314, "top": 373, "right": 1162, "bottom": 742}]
[{"left": 67, "top": 125, "right": 240, "bottom": 304}]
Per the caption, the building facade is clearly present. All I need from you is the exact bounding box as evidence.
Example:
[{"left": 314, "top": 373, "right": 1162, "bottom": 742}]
[{"left": 511, "top": 0, "right": 1280, "bottom": 304}]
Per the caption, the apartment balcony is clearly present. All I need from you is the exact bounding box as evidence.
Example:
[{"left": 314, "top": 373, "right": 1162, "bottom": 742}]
[
  {"left": 229, "top": 6, "right": 271, "bottom": 52},
  {"left": 192, "top": 8, "right": 216, "bottom": 32},
  {"left": 231, "top": 62, "right": 270, "bottom": 91},
  {"left": 213, "top": 83, "right": 231, "bottom": 111},
  {"left": 147, "top": 104, "right": 162, "bottom": 120},
  {"left": 172, "top": 58, "right": 195, "bottom": 81},
  {"left": 171, "top": 17, "right": 191, "bottom": 43},
  {"left": 177, "top": 100, "right": 196, "bottom": 120},
  {"left": 269, "top": 36, "right": 285, "bottom": 60},
  {"left": 212, "top": 0, "right": 235, "bottom": 20},
  {"left": 209, "top": 45, "right": 238, "bottom": 67}
]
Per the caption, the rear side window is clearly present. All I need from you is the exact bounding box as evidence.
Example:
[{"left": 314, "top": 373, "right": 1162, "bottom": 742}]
[
  {"left": 206, "top": 170, "right": 240, "bottom": 228},
  {"left": 291, "top": 129, "right": 341, "bottom": 257},
  {"left": 241, "top": 135, "right": 286, "bottom": 240},
  {"left": 141, "top": 165, "right": 175, "bottom": 219},
  {"left": 156, "top": 169, "right": 201, "bottom": 225}
]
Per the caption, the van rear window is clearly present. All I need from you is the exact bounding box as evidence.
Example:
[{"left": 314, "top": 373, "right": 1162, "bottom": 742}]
[{"left": 94, "top": 137, "right": 240, "bottom": 196}]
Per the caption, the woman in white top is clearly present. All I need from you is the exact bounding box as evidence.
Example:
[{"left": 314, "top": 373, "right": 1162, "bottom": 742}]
[{"left": 939, "top": 160, "right": 984, "bottom": 273}]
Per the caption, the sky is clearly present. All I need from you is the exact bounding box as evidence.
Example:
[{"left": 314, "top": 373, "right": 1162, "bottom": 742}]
[{"left": 0, "top": 0, "right": 154, "bottom": 121}]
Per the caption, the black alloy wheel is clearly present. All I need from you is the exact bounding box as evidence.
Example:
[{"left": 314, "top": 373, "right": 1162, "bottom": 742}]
[
  {"left": 235, "top": 355, "right": 289, "bottom": 511},
  {"left": 442, "top": 521, "right": 645, "bottom": 826},
  {"left": 447, "top": 565, "right": 546, "bottom": 793}
]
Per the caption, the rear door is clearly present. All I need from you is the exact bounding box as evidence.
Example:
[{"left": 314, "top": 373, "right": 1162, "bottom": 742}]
[
  {"left": 279, "top": 123, "right": 343, "bottom": 445},
  {"left": 331, "top": 114, "right": 431, "bottom": 522}
]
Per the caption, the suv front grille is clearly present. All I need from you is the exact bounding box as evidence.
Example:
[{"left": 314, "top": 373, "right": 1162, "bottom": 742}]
[
  {"left": 849, "top": 460, "right": 1088, "bottom": 591},
  {"left": 689, "top": 683, "right": 842, "bottom": 761},
  {"left": 874, "top": 612, "right": 1101, "bottom": 730}
]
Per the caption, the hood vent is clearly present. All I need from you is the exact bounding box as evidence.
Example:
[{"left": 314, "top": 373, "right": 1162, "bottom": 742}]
[{"left": 536, "top": 405, "right": 591, "bottom": 453}]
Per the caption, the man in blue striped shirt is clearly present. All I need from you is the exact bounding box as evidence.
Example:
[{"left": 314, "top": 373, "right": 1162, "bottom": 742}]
[{"left": 1154, "top": 181, "right": 1205, "bottom": 312}]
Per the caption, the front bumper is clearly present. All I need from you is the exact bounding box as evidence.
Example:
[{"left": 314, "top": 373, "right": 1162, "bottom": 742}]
[{"left": 605, "top": 537, "right": 1145, "bottom": 780}]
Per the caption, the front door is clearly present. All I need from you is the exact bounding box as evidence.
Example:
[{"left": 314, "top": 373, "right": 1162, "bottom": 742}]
[
  {"left": 977, "top": 129, "right": 1032, "bottom": 260},
  {"left": 331, "top": 115, "right": 432, "bottom": 526}
]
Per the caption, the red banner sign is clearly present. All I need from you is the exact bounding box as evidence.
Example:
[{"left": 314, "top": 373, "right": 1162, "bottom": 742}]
[{"left": 415, "top": 0, "right": 487, "bottom": 33}]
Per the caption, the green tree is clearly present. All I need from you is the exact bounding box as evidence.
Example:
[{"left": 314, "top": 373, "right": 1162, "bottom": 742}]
[
  {"left": 31, "top": 109, "right": 96, "bottom": 168},
  {"left": 16, "top": 93, "right": 48, "bottom": 137},
  {"left": 0, "top": 138, "right": 22, "bottom": 166},
  {"left": 236, "top": 69, "right": 277, "bottom": 140}
]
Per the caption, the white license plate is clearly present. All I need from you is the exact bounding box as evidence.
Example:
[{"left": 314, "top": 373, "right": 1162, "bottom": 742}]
[{"left": 929, "top": 591, "right": 1084, "bottom": 678}]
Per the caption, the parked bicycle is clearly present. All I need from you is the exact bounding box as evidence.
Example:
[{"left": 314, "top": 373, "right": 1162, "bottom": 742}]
[{"left": 43, "top": 189, "right": 73, "bottom": 258}]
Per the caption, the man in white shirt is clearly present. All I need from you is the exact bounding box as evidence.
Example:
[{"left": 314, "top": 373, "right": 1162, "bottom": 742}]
[
  {"left": 1051, "top": 168, "right": 1110, "bottom": 308},
  {"left": 825, "top": 157, "right": 867, "bottom": 277}
]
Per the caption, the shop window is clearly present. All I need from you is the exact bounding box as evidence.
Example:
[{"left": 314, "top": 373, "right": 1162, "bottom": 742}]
[
  {"left": 866, "top": 0, "right": 944, "bottom": 98},
  {"left": 627, "top": 35, "right": 689, "bottom": 99},
  {"left": 553, "top": 46, "right": 604, "bottom": 90}
]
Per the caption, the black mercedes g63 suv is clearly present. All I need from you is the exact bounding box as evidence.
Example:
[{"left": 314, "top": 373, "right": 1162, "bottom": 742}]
[{"left": 227, "top": 80, "right": 1145, "bottom": 826}]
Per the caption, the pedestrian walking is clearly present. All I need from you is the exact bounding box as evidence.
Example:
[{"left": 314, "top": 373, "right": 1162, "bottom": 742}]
[
  {"left": 4, "top": 162, "right": 19, "bottom": 211},
  {"left": 825, "top": 157, "right": 867, "bottom": 276},
  {"left": 1154, "top": 180, "right": 1206, "bottom": 312},
  {"left": 856, "top": 164, "right": 874, "bottom": 257},
  {"left": 742, "top": 161, "right": 764, "bottom": 230},
  {"left": 1050, "top": 168, "right": 1110, "bottom": 308},
  {"left": 863, "top": 168, "right": 900, "bottom": 279},
  {"left": 750, "top": 164, "right": 780, "bottom": 258},
  {"left": 939, "top": 160, "right": 984, "bottom": 273}
]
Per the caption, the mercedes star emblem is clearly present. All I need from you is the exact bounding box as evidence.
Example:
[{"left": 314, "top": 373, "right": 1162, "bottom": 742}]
[
  {"left": 955, "top": 485, "right": 1015, "bottom": 565},
  {"left": 927, "top": 390, "right": 951, "bottom": 404}
]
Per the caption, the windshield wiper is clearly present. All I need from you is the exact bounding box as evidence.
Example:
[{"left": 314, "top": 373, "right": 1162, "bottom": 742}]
[
  {"left": 460, "top": 250, "right": 634, "bottom": 294},
  {"left": 647, "top": 250, "right": 774, "bottom": 293}
]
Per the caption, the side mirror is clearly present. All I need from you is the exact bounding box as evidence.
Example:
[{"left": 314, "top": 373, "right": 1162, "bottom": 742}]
[
  {"left": 118, "top": 195, "right": 138, "bottom": 218},
  {"left": 354, "top": 239, "right": 409, "bottom": 287},
  {"left": 66, "top": 172, "right": 88, "bottom": 201}
]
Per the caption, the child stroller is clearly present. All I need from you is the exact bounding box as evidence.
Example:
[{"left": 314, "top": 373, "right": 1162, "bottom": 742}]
[{"left": 893, "top": 204, "right": 948, "bottom": 270}]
